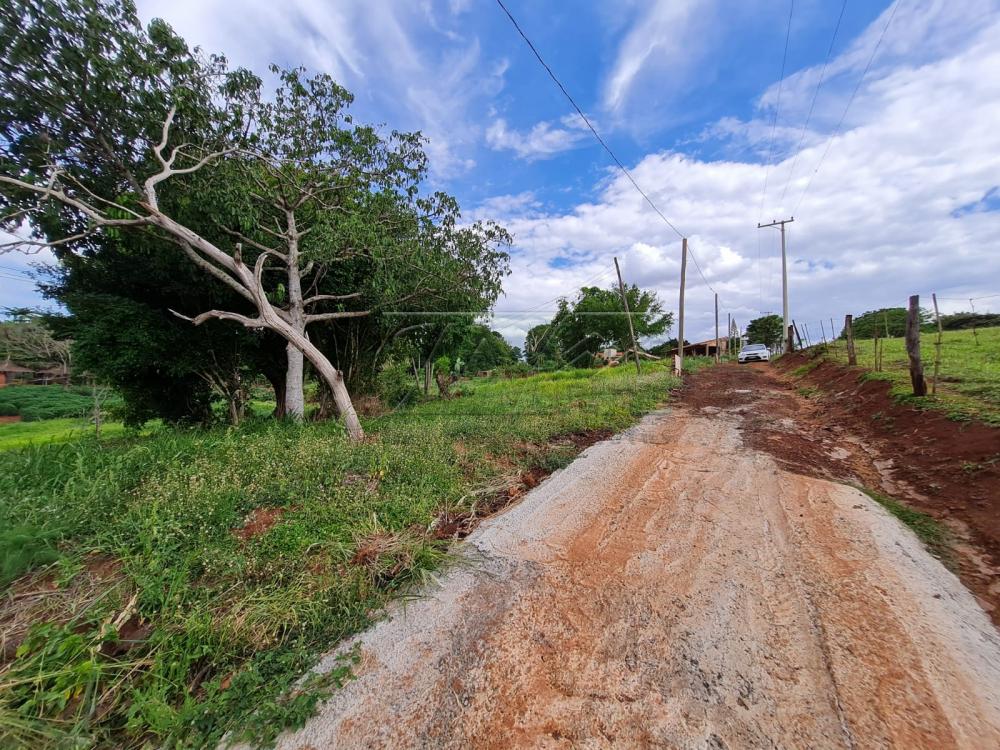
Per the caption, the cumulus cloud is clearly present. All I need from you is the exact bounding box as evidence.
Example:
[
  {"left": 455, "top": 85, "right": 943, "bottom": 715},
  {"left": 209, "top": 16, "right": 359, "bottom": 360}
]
[
  {"left": 486, "top": 8, "right": 1000, "bottom": 346},
  {"left": 135, "top": 0, "right": 502, "bottom": 179},
  {"left": 485, "top": 114, "right": 589, "bottom": 161}
]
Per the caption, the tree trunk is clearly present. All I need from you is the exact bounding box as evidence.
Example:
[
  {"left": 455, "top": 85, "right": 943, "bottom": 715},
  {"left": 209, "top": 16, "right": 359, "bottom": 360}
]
[
  {"left": 285, "top": 342, "right": 306, "bottom": 419},
  {"left": 267, "top": 372, "right": 287, "bottom": 419},
  {"left": 845, "top": 314, "right": 857, "bottom": 366},
  {"left": 906, "top": 295, "right": 927, "bottom": 396},
  {"left": 424, "top": 359, "right": 433, "bottom": 396}
]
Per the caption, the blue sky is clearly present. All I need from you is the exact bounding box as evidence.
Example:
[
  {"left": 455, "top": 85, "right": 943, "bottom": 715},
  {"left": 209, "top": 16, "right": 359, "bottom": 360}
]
[{"left": 3, "top": 0, "right": 999, "bottom": 346}]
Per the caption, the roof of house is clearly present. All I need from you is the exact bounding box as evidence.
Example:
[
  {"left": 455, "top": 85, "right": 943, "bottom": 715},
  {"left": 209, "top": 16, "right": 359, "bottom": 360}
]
[{"left": 0, "top": 360, "right": 35, "bottom": 373}]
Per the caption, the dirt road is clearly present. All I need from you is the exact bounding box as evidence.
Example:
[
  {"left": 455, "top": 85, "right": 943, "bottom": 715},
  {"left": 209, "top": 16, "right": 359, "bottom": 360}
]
[{"left": 270, "top": 364, "right": 1000, "bottom": 749}]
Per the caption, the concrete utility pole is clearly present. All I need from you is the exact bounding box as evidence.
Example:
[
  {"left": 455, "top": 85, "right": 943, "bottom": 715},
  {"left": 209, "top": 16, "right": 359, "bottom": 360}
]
[
  {"left": 678, "top": 238, "right": 688, "bottom": 374},
  {"left": 757, "top": 217, "right": 794, "bottom": 353},
  {"left": 714, "top": 293, "right": 720, "bottom": 363},
  {"left": 614, "top": 256, "right": 641, "bottom": 375}
]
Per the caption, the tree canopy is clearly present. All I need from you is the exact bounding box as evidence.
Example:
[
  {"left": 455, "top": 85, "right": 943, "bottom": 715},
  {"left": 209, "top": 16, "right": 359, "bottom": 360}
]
[
  {"left": 746, "top": 315, "right": 784, "bottom": 350},
  {"left": 527, "top": 285, "right": 672, "bottom": 368},
  {"left": 0, "top": 0, "right": 510, "bottom": 432}
]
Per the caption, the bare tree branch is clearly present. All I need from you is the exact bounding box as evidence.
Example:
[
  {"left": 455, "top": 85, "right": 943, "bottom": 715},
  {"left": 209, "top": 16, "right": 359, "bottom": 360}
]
[
  {"left": 303, "top": 292, "right": 362, "bottom": 306},
  {"left": 169, "top": 308, "right": 264, "bottom": 328},
  {"left": 305, "top": 310, "right": 371, "bottom": 323}
]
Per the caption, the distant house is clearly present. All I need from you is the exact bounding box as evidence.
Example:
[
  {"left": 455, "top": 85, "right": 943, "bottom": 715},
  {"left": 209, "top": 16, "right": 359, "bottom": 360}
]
[
  {"left": 0, "top": 360, "right": 34, "bottom": 387},
  {"left": 0, "top": 360, "right": 70, "bottom": 387},
  {"left": 658, "top": 338, "right": 730, "bottom": 358}
]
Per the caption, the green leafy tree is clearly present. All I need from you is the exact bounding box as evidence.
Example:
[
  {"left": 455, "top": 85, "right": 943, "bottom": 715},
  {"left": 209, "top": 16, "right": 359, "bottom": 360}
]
[
  {"left": 850, "top": 307, "right": 929, "bottom": 339},
  {"left": 552, "top": 285, "right": 672, "bottom": 367},
  {"left": 525, "top": 323, "right": 562, "bottom": 368},
  {"left": 0, "top": 0, "right": 510, "bottom": 439},
  {"left": 746, "top": 315, "right": 785, "bottom": 350}
]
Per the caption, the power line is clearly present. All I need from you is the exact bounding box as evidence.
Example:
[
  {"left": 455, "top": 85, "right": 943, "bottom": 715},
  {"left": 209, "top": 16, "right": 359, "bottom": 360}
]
[
  {"left": 777, "top": 0, "right": 848, "bottom": 207},
  {"left": 756, "top": 0, "right": 795, "bottom": 313},
  {"left": 494, "top": 0, "right": 725, "bottom": 307},
  {"left": 756, "top": 0, "right": 796, "bottom": 221},
  {"left": 793, "top": 0, "right": 902, "bottom": 215},
  {"left": 494, "top": 0, "right": 685, "bottom": 240}
]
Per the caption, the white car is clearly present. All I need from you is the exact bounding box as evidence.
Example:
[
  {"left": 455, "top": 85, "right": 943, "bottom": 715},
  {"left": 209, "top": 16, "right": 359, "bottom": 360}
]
[{"left": 738, "top": 343, "right": 771, "bottom": 363}]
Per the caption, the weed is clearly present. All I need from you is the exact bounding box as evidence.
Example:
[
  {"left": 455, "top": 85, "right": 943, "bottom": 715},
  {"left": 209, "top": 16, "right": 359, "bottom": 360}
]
[
  {"left": 791, "top": 360, "right": 820, "bottom": 378},
  {"left": 796, "top": 386, "right": 820, "bottom": 399},
  {"left": 0, "top": 359, "right": 692, "bottom": 746},
  {"left": 858, "top": 487, "right": 952, "bottom": 562}
]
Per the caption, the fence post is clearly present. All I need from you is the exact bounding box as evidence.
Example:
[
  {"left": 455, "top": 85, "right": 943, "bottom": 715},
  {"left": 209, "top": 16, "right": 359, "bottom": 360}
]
[
  {"left": 677, "top": 238, "right": 687, "bottom": 374},
  {"left": 906, "top": 294, "right": 927, "bottom": 396},
  {"left": 845, "top": 314, "right": 857, "bottom": 366},
  {"left": 932, "top": 293, "right": 943, "bottom": 395},
  {"left": 787, "top": 324, "right": 795, "bottom": 353},
  {"left": 792, "top": 321, "right": 804, "bottom": 350}
]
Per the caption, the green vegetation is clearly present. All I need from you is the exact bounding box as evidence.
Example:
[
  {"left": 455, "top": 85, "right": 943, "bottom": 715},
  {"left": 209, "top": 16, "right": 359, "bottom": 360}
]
[
  {"left": 859, "top": 487, "right": 952, "bottom": 562},
  {"left": 824, "top": 327, "right": 1000, "bottom": 425},
  {"left": 746, "top": 314, "right": 784, "bottom": 351},
  {"left": 0, "top": 359, "right": 705, "bottom": 748},
  {"left": 0, "top": 385, "right": 122, "bottom": 422},
  {"left": 524, "top": 285, "right": 672, "bottom": 369}
]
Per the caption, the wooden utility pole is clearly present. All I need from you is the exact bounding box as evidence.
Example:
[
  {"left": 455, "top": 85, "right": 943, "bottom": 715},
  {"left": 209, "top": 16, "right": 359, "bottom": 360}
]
[
  {"left": 932, "top": 293, "right": 943, "bottom": 395},
  {"left": 906, "top": 295, "right": 927, "bottom": 396},
  {"left": 845, "top": 314, "right": 857, "bottom": 366},
  {"left": 757, "top": 217, "right": 794, "bottom": 353},
  {"left": 614, "top": 256, "right": 641, "bottom": 375},
  {"left": 714, "top": 293, "right": 720, "bottom": 363},
  {"left": 727, "top": 312, "right": 732, "bottom": 360},
  {"left": 678, "top": 238, "right": 687, "bottom": 374}
]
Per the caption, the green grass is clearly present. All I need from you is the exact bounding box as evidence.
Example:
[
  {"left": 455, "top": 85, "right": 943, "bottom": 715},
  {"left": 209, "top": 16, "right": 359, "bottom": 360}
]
[
  {"left": 0, "top": 385, "right": 122, "bottom": 422},
  {"left": 821, "top": 327, "right": 1000, "bottom": 425},
  {"left": 859, "top": 487, "right": 952, "bottom": 562},
  {"left": 0, "top": 417, "right": 137, "bottom": 450},
  {"left": 0, "top": 358, "right": 706, "bottom": 748}
]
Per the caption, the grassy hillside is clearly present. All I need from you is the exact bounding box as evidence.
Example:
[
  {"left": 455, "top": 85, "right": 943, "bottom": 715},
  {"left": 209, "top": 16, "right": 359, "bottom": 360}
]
[
  {"left": 823, "top": 327, "right": 1000, "bottom": 425},
  {"left": 0, "top": 358, "right": 707, "bottom": 748}
]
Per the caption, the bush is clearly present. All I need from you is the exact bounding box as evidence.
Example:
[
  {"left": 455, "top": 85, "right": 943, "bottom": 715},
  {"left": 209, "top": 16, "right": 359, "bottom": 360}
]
[
  {"left": 0, "top": 401, "right": 17, "bottom": 416},
  {"left": 376, "top": 359, "right": 420, "bottom": 409}
]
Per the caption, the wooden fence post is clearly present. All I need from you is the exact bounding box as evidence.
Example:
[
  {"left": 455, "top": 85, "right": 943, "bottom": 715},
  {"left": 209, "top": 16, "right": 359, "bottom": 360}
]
[
  {"left": 932, "top": 293, "right": 943, "bottom": 395},
  {"left": 787, "top": 324, "right": 795, "bottom": 353},
  {"left": 906, "top": 294, "right": 927, "bottom": 396},
  {"left": 845, "top": 314, "right": 857, "bottom": 366}
]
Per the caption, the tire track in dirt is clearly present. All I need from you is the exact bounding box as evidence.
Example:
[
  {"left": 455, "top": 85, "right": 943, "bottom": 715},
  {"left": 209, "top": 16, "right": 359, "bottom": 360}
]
[{"left": 258, "top": 373, "right": 1000, "bottom": 749}]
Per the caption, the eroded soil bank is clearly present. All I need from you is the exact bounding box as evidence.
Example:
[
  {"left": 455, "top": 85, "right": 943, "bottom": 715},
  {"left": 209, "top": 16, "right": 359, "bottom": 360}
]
[
  {"left": 261, "top": 364, "right": 1000, "bottom": 749},
  {"left": 763, "top": 353, "right": 1000, "bottom": 621}
]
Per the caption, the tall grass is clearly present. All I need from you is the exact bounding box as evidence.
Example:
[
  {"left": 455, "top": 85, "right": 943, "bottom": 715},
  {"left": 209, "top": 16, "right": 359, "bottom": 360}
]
[{"left": 0, "top": 359, "right": 701, "bottom": 748}]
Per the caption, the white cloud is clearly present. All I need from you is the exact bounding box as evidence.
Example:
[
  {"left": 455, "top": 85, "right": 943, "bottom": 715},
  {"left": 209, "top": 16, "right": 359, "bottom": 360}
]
[
  {"left": 135, "top": 0, "right": 502, "bottom": 179},
  {"left": 485, "top": 114, "right": 589, "bottom": 161},
  {"left": 482, "top": 8, "right": 1000, "bottom": 346},
  {"left": 601, "top": 0, "right": 716, "bottom": 118}
]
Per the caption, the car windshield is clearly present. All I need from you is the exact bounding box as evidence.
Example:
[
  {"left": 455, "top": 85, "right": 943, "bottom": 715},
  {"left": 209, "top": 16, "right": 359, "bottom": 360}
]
[{"left": 744, "top": 344, "right": 767, "bottom": 351}]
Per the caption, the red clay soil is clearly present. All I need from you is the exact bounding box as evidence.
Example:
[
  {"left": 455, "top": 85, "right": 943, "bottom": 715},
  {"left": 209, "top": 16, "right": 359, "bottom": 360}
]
[
  {"left": 232, "top": 506, "right": 290, "bottom": 541},
  {"left": 0, "top": 415, "right": 21, "bottom": 423},
  {"left": 681, "top": 358, "right": 1000, "bottom": 622}
]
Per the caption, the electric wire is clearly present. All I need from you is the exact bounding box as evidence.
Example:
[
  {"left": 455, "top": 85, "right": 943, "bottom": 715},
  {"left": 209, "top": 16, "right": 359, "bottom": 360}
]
[
  {"left": 792, "top": 0, "right": 902, "bottom": 215},
  {"left": 756, "top": 0, "right": 795, "bottom": 313},
  {"left": 777, "top": 0, "right": 848, "bottom": 206},
  {"left": 494, "top": 0, "right": 725, "bottom": 307}
]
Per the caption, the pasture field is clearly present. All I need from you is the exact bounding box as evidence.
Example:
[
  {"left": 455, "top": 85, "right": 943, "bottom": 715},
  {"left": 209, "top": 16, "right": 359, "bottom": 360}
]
[
  {"left": 822, "top": 327, "right": 1000, "bottom": 425},
  {"left": 0, "top": 358, "right": 708, "bottom": 748}
]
